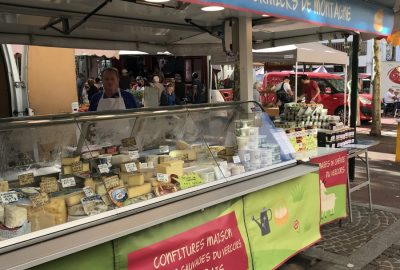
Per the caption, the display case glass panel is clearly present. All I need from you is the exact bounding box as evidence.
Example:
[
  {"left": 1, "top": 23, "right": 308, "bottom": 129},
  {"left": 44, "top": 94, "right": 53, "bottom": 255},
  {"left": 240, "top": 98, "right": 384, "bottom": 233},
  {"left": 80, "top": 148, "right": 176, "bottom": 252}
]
[{"left": 0, "top": 102, "right": 295, "bottom": 252}]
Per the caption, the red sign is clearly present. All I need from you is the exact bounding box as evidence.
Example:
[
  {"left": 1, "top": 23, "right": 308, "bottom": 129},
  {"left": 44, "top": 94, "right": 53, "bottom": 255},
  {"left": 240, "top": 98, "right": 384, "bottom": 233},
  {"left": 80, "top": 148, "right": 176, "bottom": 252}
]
[
  {"left": 388, "top": 67, "right": 400, "bottom": 84},
  {"left": 128, "top": 212, "right": 248, "bottom": 270},
  {"left": 311, "top": 150, "right": 348, "bottom": 188}
]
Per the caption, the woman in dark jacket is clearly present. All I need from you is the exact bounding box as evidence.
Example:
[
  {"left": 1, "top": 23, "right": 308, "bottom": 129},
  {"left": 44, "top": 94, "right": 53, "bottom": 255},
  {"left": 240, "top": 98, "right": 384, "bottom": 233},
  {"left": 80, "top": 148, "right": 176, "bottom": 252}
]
[
  {"left": 87, "top": 78, "right": 99, "bottom": 101},
  {"left": 160, "top": 83, "right": 176, "bottom": 106}
]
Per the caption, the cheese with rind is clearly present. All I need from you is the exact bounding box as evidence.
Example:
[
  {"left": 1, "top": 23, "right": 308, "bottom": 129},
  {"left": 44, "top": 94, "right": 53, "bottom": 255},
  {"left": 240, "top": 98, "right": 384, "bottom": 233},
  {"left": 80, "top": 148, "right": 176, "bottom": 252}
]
[
  {"left": 61, "top": 156, "right": 81, "bottom": 166},
  {"left": 0, "top": 180, "right": 9, "bottom": 192},
  {"left": 63, "top": 163, "right": 90, "bottom": 174},
  {"left": 127, "top": 183, "right": 152, "bottom": 199},
  {"left": 119, "top": 173, "right": 144, "bottom": 187},
  {"left": 65, "top": 192, "right": 85, "bottom": 207}
]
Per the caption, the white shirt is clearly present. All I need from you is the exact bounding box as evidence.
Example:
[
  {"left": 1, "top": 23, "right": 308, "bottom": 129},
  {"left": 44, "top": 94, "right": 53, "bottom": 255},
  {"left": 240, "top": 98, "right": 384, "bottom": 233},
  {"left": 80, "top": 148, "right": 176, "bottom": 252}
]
[
  {"left": 384, "top": 91, "right": 396, "bottom": 103},
  {"left": 274, "top": 82, "right": 291, "bottom": 93}
]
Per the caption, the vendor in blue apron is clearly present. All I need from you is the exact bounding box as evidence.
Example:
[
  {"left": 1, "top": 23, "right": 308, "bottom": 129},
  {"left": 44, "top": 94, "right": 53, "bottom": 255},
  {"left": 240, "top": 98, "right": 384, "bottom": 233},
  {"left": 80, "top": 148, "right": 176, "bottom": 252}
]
[{"left": 89, "top": 67, "right": 138, "bottom": 111}]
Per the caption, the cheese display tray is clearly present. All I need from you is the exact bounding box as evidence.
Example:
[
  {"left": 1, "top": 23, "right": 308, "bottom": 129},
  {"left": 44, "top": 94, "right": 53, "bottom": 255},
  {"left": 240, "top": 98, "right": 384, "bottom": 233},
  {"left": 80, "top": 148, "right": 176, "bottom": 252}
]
[{"left": 0, "top": 102, "right": 296, "bottom": 252}]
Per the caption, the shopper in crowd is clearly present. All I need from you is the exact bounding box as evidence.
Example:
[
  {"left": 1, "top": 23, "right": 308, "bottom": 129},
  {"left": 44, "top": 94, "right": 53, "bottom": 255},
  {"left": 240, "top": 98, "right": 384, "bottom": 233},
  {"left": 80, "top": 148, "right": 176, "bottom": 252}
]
[
  {"left": 298, "top": 75, "right": 321, "bottom": 104},
  {"left": 76, "top": 73, "right": 86, "bottom": 103},
  {"left": 253, "top": 81, "right": 262, "bottom": 103},
  {"left": 87, "top": 78, "right": 99, "bottom": 101},
  {"left": 191, "top": 72, "right": 203, "bottom": 104},
  {"left": 160, "top": 83, "right": 176, "bottom": 106},
  {"left": 383, "top": 88, "right": 398, "bottom": 116},
  {"left": 119, "top": 69, "right": 131, "bottom": 91},
  {"left": 89, "top": 67, "right": 138, "bottom": 111},
  {"left": 151, "top": 75, "right": 165, "bottom": 100},
  {"left": 274, "top": 76, "right": 294, "bottom": 113},
  {"left": 174, "top": 74, "right": 186, "bottom": 105}
]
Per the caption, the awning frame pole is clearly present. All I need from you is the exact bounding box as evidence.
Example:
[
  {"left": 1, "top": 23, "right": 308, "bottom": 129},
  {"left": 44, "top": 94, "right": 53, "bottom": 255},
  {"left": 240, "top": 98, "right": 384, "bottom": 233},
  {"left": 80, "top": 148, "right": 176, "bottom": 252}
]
[
  {"left": 295, "top": 62, "right": 298, "bottom": 101},
  {"left": 344, "top": 65, "right": 348, "bottom": 125}
]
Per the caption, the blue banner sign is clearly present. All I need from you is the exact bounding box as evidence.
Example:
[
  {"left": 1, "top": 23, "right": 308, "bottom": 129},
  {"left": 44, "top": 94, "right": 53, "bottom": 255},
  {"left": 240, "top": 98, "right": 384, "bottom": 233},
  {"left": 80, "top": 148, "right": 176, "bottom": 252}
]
[{"left": 186, "top": 0, "right": 394, "bottom": 35}]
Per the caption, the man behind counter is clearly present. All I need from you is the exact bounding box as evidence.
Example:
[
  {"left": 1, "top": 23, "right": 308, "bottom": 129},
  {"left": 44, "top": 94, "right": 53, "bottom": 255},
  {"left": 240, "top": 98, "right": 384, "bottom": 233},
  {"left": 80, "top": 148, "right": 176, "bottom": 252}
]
[{"left": 89, "top": 68, "right": 138, "bottom": 111}]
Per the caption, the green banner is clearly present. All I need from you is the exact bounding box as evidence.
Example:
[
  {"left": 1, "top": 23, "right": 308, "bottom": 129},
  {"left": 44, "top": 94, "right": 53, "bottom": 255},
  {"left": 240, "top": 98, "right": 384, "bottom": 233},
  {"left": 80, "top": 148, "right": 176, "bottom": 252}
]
[
  {"left": 243, "top": 173, "right": 321, "bottom": 270},
  {"left": 310, "top": 151, "right": 348, "bottom": 225}
]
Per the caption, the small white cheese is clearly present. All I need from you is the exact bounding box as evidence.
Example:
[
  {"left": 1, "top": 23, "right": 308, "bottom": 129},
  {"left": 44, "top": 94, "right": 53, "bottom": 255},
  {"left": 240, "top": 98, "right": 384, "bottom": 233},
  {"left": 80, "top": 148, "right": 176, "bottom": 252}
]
[{"left": 5, "top": 205, "right": 28, "bottom": 228}]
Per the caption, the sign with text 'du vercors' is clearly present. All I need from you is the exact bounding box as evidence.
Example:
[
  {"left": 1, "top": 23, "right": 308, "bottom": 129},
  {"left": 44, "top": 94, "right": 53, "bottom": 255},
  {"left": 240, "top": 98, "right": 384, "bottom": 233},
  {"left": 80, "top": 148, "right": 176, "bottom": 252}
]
[
  {"left": 183, "top": 0, "right": 394, "bottom": 36},
  {"left": 128, "top": 212, "right": 248, "bottom": 270}
]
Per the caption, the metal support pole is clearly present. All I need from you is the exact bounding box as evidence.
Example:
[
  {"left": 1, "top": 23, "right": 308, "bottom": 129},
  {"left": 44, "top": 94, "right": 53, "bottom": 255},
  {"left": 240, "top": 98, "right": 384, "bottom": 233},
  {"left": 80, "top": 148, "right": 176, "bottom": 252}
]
[
  {"left": 295, "top": 62, "right": 298, "bottom": 101},
  {"left": 366, "top": 151, "right": 373, "bottom": 211},
  {"left": 349, "top": 34, "right": 360, "bottom": 181},
  {"left": 347, "top": 158, "right": 353, "bottom": 223},
  {"left": 344, "top": 65, "right": 348, "bottom": 125},
  {"left": 238, "top": 17, "right": 254, "bottom": 110}
]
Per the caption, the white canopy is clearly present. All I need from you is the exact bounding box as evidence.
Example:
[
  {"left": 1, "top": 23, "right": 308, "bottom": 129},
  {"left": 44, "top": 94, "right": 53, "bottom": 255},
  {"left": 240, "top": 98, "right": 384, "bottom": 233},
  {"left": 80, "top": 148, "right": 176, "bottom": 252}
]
[{"left": 253, "top": 43, "right": 349, "bottom": 66}]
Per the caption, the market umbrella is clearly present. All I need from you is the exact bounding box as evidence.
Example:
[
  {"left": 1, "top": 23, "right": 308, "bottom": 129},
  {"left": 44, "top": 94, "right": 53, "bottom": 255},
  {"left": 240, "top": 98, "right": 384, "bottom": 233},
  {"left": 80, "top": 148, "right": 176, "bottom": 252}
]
[{"left": 313, "top": 66, "right": 329, "bottom": 73}]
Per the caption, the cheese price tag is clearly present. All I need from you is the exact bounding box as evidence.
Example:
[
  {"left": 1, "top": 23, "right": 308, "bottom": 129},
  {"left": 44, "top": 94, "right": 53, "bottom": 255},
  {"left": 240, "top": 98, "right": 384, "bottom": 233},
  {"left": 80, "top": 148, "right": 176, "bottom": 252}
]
[
  {"left": 159, "top": 145, "right": 170, "bottom": 153},
  {"left": 128, "top": 151, "right": 140, "bottom": 160},
  {"left": 30, "top": 193, "right": 49, "bottom": 208},
  {"left": 18, "top": 173, "right": 34, "bottom": 186},
  {"left": 244, "top": 153, "right": 251, "bottom": 162},
  {"left": 124, "top": 163, "right": 137, "bottom": 173},
  {"left": 40, "top": 177, "right": 59, "bottom": 193},
  {"left": 0, "top": 191, "right": 18, "bottom": 204},
  {"left": 139, "top": 163, "right": 148, "bottom": 169},
  {"left": 98, "top": 164, "right": 110, "bottom": 174},
  {"left": 61, "top": 177, "right": 76, "bottom": 188},
  {"left": 176, "top": 173, "right": 204, "bottom": 190},
  {"left": 157, "top": 173, "right": 169, "bottom": 183},
  {"left": 103, "top": 175, "right": 121, "bottom": 190},
  {"left": 71, "top": 161, "right": 83, "bottom": 173},
  {"left": 83, "top": 187, "right": 95, "bottom": 197},
  {"left": 233, "top": 156, "right": 241, "bottom": 164}
]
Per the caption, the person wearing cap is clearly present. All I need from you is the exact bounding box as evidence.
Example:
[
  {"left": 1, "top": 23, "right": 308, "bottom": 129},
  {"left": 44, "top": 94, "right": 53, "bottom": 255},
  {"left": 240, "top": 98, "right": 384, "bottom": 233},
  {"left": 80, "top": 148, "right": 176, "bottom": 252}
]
[
  {"left": 383, "top": 88, "right": 398, "bottom": 116},
  {"left": 119, "top": 68, "right": 131, "bottom": 91},
  {"left": 89, "top": 68, "right": 138, "bottom": 111},
  {"left": 174, "top": 74, "right": 186, "bottom": 104},
  {"left": 298, "top": 75, "right": 322, "bottom": 104}
]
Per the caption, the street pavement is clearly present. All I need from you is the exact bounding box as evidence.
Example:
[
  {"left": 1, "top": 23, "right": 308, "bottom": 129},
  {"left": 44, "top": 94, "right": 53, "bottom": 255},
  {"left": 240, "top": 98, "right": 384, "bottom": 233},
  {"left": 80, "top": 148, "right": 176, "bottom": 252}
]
[{"left": 280, "top": 117, "right": 400, "bottom": 270}]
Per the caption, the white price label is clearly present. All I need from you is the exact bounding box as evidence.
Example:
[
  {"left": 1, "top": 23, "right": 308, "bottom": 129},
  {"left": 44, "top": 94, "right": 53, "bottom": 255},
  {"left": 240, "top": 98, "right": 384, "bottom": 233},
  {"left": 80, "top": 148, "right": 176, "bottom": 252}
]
[
  {"left": 157, "top": 173, "right": 169, "bottom": 183},
  {"left": 125, "top": 163, "right": 137, "bottom": 173},
  {"left": 159, "top": 145, "right": 170, "bottom": 153},
  {"left": 140, "top": 163, "right": 148, "bottom": 169},
  {"left": 233, "top": 156, "right": 241, "bottom": 164},
  {"left": 147, "top": 161, "right": 154, "bottom": 169},
  {"left": 83, "top": 187, "right": 95, "bottom": 197},
  {"left": 128, "top": 151, "right": 140, "bottom": 160},
  {"left": 0, "top": 191, "right": 18, "bottom": 204},
  {"left": 244, "top": 153, "right": 251, "bottom": 162},
  {"left": 98, "top": 164, "right": 110, "bottom": 174},
  {"left": 61, "top": 177, "right": 76, "bottom": 188}
]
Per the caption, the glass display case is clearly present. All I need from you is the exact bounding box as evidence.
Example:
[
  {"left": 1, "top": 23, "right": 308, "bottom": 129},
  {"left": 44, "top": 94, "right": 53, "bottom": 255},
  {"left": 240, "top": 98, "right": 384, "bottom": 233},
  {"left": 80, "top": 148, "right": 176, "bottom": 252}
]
[{"left": 0, "top": 101, "right": 296, "bottom": 252}]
